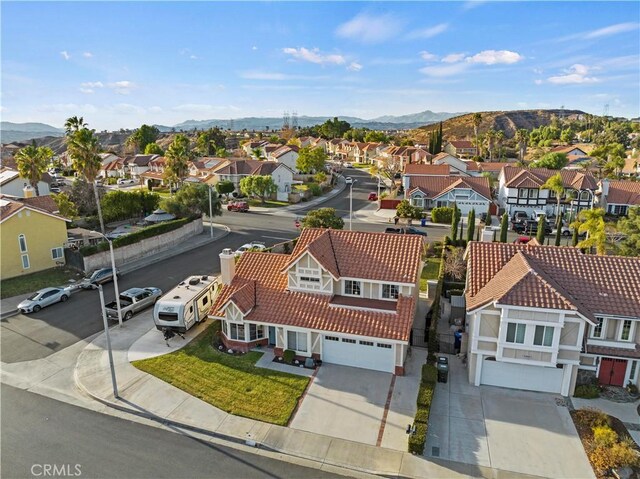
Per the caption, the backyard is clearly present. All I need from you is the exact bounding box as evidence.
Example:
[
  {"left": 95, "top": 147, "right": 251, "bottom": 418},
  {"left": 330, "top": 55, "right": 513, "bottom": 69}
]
[
  {"left": 132, "top": 323, "right": 310, "bottom": 425},
  {"left": 420, "top": 257, "right": 442, "bottom": 292}
]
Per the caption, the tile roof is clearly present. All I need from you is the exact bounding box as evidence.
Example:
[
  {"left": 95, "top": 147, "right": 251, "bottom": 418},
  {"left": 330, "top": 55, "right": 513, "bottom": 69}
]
[
  {"left": 19, "top": 195, "right": 59, "bottom": 214},
  {"left": 466, "top": 242, "right": 640, "bottom": 320},
  {"left": 0, "top": 194, "right": 68, "bottom": 223},
  {"left": 502, "top": 167, "right": 597, "bottom": 190},
  {"left": 622, "top": 158, "right": 639, "bottom": 175},
  {"left": 463, "top": 160, "right": 480, "bottom": 171},
  {"left": 211, "top": 158, "right": 262, "bottom": 175},
  {"left": 408, "top": 176, "right": 492, "bottom": 201},
  {"left": 587, "top": 344, "right": 640, "bottom": 359},
  {"left": 432, "top": 152, "right": 455, "bottom": 162},
  {"left": 605, "top": 180, "right": 640, "bottom": 205},
  {"left": 449, "top": 140, "right": 475, "bottom": 149},
  {"left": 479, "top": 162, "right": 513, "bottom": 172},
  {"left": 551, "top": 145, "right": 588, "bottom": 155},
  {"left": 403, "top": 164, "right": 450, "bottom": 176}
]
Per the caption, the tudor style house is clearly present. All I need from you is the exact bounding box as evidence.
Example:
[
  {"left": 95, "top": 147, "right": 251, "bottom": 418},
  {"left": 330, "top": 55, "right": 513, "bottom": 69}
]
[
  {"left": 405, "top": 175, "right": 492, "bottom": 216},
  {"left": 210, "top": 229, "right": 424, "bottom": 375},
  {"left": 596, "top": 179, "right": 640, "bottom": 216},
  {"left": 497, "top": 167, "right": 597, "bottom": 219},
  {"left": 465, "top": 242, "right": 640, "bottom": 397}
]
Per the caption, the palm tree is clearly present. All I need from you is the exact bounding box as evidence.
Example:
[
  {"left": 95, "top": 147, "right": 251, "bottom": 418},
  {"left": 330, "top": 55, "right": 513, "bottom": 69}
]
[
  {"left": 164, "top": 134, "right": 191, "bottom": 192},
  {"left": 484, "top": 129, "right": 496, "bottom": 161},
  {"left": 472, "top": 113, "right": 482, "bottom": 158},
  {"left": 65, "top": 121, "right": 105, "bottom": 233},
  {"left": 515, "top": 129, "right": 529, "bottom": 162},
  {"left": 541, "top": 173, "right": 565, "bottom": 246},
  {"left": 577, "top": 208, "right": 607, "bottom": 255},
  {"left": 495, "top": 131, "right": 505, "bottom": 160},
  {"left": 15, "top": 145, "right": 54, "bottom": 196}
]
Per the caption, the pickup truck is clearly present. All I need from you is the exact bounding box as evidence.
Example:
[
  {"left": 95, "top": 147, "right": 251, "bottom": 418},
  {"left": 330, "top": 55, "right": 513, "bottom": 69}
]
[
  {"left": 385, "top": 226, "right": 427, "bottom": 237},
  {"left": 105, "top": 287, "right": 163, "bottom": 321}
]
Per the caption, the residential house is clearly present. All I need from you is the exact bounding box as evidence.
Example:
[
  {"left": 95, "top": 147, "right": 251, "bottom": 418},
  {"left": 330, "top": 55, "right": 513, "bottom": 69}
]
[
  {"left": 478, "top": 162, "right": 514, "bottom": 178},
  {"left": 1, "top": 143, "right": 26, "bottom": 167},
  {"left": 122, "top": 154, "right": 160, "bottom": 179},
  {"left": 497, "top": 167, "right": 597, "bottom": 219},
  {"left": 550, "top": 145, "right": 588, "bottom": 157},
  {"left": 0, "top": 194, "right": 69, "bottom": 279},
  {"left": 309, "top": 137, "right": 328, "bottom": 153},
  {"left": 401, "top": 164, "right": 449, "bottom": 192},
  {"left": 188, "top": 158, "right": 228, "bottom": 179},
  {"left": 98, "top": 152, "right": 121, "bottom": 166},
  {"left": 444, "top": 140, "right": 477, "bottom": 159},
  {"left": 465, "top": 241, "right": 640, "bottom": 396},
  {"left": 210, "top": 229, "right": 424, "bottom": 374},
  {"left": 596, "top": 179, "right": 640, "bottom": 216},
  {"left": 432, "top": 152, "right": 481, "bottom": 177},
  {"left": 0, "top": 167, "right": 51, "bottom": 196},
  {"left": 622, "top": 157, "right": 640, "bottom": 178},
  {"left": 99, "top": 158, "right": 124, "bottom": 179},
  {"left": 270, "top": 145, "right": 299, "bottom": 172},
  {"left": 405, "top": 175, "right": 492, "bottom": 215},
  {"left": 251, "top": 162, "right": 295, "bottom": 201},
  {"left": 243, "top": 140, "right": 268, "bottom": 157},
  {"left": 140, "top": 157, "right": 167, "bottom": 188},
  {"left": 297, "top": 136, "right": 313, "bottom": 148}
]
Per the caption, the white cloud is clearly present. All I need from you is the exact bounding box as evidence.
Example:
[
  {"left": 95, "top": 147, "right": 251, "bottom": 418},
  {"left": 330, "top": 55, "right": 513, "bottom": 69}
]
[
  {"left": 60, "top": 51, "right": 70, "bottom": 60},
  {"left": 241, "top": 71, "right": 288, "bottom": 80},
  {"left": 585, "top": 22, "right": 639, "bottom": 39},
  {"left": 111, "top": 103, "right": 146, "bottom": 115},
  {"left": 419, "top": 63, "right": 469, "bottom": 77},
  {"left": 83, "top": 52, "right": 93, "bottom": 58},
  {"left": 419, "top": 51, "right": 438, "bottom": 62},
  {"left": 442, "top": 53, "right": 466, "bottom": 63},
  {"left": 282, "top": 47, "right": 345, "bottom": 65},
  {"left": 547, "top": 64, "right": 600, "bottom": 84},
  {"left": 347, "top": 62, "right": 362, "bottom": 72},
  {"left": 461, "top": 1, "right": 488, "bottom": 11},
  {"left": 466, "top": 50, "right": 523, "bottom": 65},
  {"left": 406, "top": 23, "right": 449, "bottom": 40},
  {"left": 335, "top": 13, "right": 403, "bottom": 44},
  {"left": 534, "top": 79, "right": 543, "bottom": 85},
  {"left": 533, "top": 68, "right": 543, "bottom": 74},
  {"left": 252, "top": 46, "right": 258, "bottom": 51},
  {"left": 81, "top": 81, "right": 104, "bottom": 88},
  {"left": 79, "top": 88, "right": 94, "bottom": 94},
  {"left": 190, "top": 55, "right": 198, "bottom": 60},
  {"left": 107, "top": 80, "right": 136, "bottom": 94}
]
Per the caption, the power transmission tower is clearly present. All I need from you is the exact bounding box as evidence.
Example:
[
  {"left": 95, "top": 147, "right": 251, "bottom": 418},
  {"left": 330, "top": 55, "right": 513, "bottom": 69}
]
[
  {"left": 292, "top": 111, "right": 298, "bottom": 130},
  {"left": 282, "top": 111, "right": 290, "bottom": 130}
]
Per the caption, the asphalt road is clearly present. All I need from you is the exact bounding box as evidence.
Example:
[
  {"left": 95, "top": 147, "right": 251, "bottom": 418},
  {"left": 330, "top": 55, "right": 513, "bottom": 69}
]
[{"left": 0, "top": 384, "right": 343, "bottom": 479}]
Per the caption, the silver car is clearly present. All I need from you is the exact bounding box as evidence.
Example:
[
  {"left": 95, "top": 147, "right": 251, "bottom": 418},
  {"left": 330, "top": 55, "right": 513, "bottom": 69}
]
[{"left": 18, "top": 286, "right": 72, "bottom": 314}]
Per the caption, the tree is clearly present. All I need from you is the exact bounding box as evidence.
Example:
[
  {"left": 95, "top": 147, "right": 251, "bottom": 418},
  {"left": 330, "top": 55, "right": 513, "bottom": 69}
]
[
  {"left": 314, "top": 171, "right": 327, "bottom": 184},
  {"left": 301, "top": 208, "right": 344, "bottom": 229},
  {"left": 127, "top": 124, "right": 159, "bottom": 153},
  {"left": 52, "top": 192, "right": 78, "bottom": 218},
  {"left": 396, "top": 199, "right": 423, "bottom": 220},
  {"left": 514, "top": 129, "right": 529, "bottom": 162},
  {"left": 65, "top": 119, "right": 105, "bottom": 233},
  {"left": 15, "top": 145, "right": 54, "bottom": 196},
  {"left": 215, "top": 147, "right": 228, "bottom": 158},
  {"left": 530, "top": 152, "right": 568, "bottom": 170},
  {"left": 472, "top": 113, "right": 482, "bottom": 159},
  {"left": 485, "top": 207, "right": 492, "bottom": 228},
  {"left": 101, "top": 190, "right": 160, "bottom": 222},
  {"left": 541, "top": 173, "right": 565, "bottom": 246},
  {"left": 577, "top": 208, "right": 607, "bottom": 255},
  {"left": 215, "top": 180, "right": 235, "bottom": 199},
  {"left": 560, "top": 128, "right": 575, "bottom": 144},
  {"left": 239, "top": 175, "right": 277, "bottom": 204},
  {"left": 196, "top": 128, "right": 226, "bottom": 156},
  {"left": 617, "top": 206, "right": 640, "bottom": 257},
  {"left": 164, "top": 134, "right": 192, "bottom": 188},
  {"left": 252, "top": 147, "right": 264, "bottom": 159},
  {"left": 161, "top": 183, "right": 221, "bottom": 219},
  {"left": 296, "top": 146, "right": 327, "bottom": 173},
  {"left": 500, "top": 213, "right": 509, "bottom": 243},
  {"left": 466, "top": 209, "right": 476, "bottom": 243},
  {"left": 318, "top": 117, "right": 351, "bottom": 139},
  {"left": 484, "top": 129, "right": 496, "bottom": 161},
  {"left": 592, "top": 143, "right": 626, "bottom": 178},
  {"left": 364, "top": 131, "right": 389, "bottom": 143},
  {"left": 144, "top": 143, "right": 164, "bottom": 155},
  {"left": 536, "top": 214, "right": 546, "bottom": 244},
  {"left": 443, "top": 247, "right": 466, "bottom": 281},
  {"left": 370, "top": 157, "right": 402, "bottom": 186},
  {"left": 450, "top": 205, "right": 461, "bottom": 241}
]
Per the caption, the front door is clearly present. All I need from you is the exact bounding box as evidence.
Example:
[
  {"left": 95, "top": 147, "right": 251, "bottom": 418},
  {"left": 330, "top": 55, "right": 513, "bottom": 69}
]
[
  {"left": 268, "top": 326, "right": 276, "bottom": 346},
  {"left": 599, "top": 358, "right": 627, "bottom": 386}
]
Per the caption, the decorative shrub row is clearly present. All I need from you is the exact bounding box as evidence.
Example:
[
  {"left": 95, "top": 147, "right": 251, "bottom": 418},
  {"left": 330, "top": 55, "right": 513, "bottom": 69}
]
[
  {"left": 431, "top": 206, "right": 454, "bottom": 224},
  {"left": 408, "top": 363, "right": 437, "bottom": 455}
]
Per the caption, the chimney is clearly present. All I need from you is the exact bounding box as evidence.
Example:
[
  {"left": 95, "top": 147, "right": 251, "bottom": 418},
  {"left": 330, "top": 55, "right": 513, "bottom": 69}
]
[
  {"left": 600, "top": 178, "right": 610, "bottom": 198},
  {"left": 23, "top": 183, "right": 35, "bottom": 198},
  {"left": 219, "top": 248, "right": 236, "bottom": 285}
]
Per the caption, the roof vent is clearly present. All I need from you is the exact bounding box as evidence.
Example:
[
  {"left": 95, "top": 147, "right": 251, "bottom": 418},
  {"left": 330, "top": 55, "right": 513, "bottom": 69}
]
[
  {"left": 201, "top": 275, "right": 208, "bottom": 281},
  {"left": 188, "top": 277, "right": 201, "bottom": 286},
  {"left": 222, "top": 248, "right": 233, "bottom": 255},
  {"left": 179, "top": 281, "right": 186, "bottom": 285},
  {"left": 173, "top": 295, "right": 181, "bottom": 299}
]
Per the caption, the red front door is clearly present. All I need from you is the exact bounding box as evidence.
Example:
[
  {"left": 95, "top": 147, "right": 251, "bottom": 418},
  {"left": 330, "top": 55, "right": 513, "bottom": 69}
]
[{"left": 599, "top": 358, "right": 627, "bottom": 386}]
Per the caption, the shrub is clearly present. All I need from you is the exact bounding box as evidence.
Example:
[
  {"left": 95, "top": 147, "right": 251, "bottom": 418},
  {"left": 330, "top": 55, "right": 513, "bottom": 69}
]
[
  {"left": 416, "top": 383, "right": 434, "bottom": 407},
  {"left": 283, "top": 349, "right": 295, "bottom": 364},
  {"left": 574, "top": 384, "right": 600, "bottom": 399},
  {"left": 309, "top": 183, "right": 322, "bottom": 196},
  {"left": 414, "top": 406, "right": 430, "bottom": 423},
  {"left": 112, "top": 218, "right": 191, "bottom": 248},
  {"left": 422, "top": 363, "right": 437, "bottom": 384},
  {"left": 408, "top": 422, "right": 427, "bottom": 455},
  {"left": 593, "top": 425, "right": 618, "bottom": 448},
  {"left": 589, "top": 441, "right": 640, "bottom": 475},
  {"left": 431, "top": 206, "right": 454, "bottom": 224},
  {"left": 574, "top": 408, "right": 611, "bottom": 430},
  {"left": 628, "top": 382, "right": 639, "bottom": 395},
  {"left": 80, "top": 245, "right": 97, "bottom": 256},
  {"left": 408, "top": 365, "right": 437, "bottom": 455}
]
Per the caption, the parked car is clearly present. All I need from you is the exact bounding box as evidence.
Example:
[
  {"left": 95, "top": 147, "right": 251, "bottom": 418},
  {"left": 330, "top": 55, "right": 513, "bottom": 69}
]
[
  {"left": 512, "top": 220, "right": 552, "bottom": 236},
  {"left": 80, "top": 268, "right": 121, "bottom": 290},
  {"left": 368, "top": 192, "right": 378, "bottom": 201},
  {"left": 18, "top": 286, "right": 72, "bottom": 313},
  {"left": 117, "top": 178, "right": 137, "bottom": 186},
  {"left": 344, "top": 177, "right": 353, "bottom": 185},
  {"left": 50, "top": 185, "right": 61, "bottom": 193},
  {"left": 234, "top": 241, "right": 267, "bottom": 256},
  {"left": 344, "top": 162, "right": 353, "bottom": 168},
  {"left": 105, "top": 287, "right": 162, "bottom": 321},
  {"left": 384, "top": 226, "right": 427, "bottom": 236},
  {"left": 227, "top": 201, "right": 249, "bottom": 212},
  {"left": 511, "top": 211, "right": 530, "bottom": 223}
]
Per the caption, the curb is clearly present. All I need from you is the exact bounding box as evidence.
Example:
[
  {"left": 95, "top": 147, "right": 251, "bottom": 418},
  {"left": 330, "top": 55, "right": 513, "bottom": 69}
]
[{"left": 0, "top": 309, "right": 19, "bottom": 320}]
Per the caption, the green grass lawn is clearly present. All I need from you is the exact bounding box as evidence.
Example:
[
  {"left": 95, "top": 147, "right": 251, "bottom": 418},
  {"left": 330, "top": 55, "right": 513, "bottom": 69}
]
[
  {"left": 351, "top": 163, "right": 372, "bottom": 170},
  {"left": 1, "top": 267, "right": 83, "bottom": 299},
  {"left": 132, "top": 324, "right": 310, "bottom": 425},
  {"left": 420, "top": 258, "right": 442, "bottom": 292},
  {"left": 247, "top": 199, "right": 290, "bottom": 208}
]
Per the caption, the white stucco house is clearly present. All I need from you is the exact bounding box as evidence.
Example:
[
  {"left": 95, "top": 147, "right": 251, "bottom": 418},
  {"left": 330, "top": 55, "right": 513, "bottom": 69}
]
[{"left": 405, "top": 175, "right": 492, "bottom": 216}]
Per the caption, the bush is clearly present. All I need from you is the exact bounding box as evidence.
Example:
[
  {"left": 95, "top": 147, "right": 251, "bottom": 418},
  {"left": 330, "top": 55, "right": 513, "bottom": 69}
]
[
  {"left": 422, "top": 363, "right": 437, "bottom": 384},
  {"left": 593, "top": 425, "right": 618, "bottom": 448},
  {"left": 574, "top": 384, "right": 600, "bottom": 399},
  {"left": 80, "top": 245, "right": 97, "bottom": 256},
  {"left": 431, "top": 206, "right": 454, "bottom": 224},
  {"left": 574, "top": 408, "right": 611, "bottom": 430},
  {"left": 408, "top": 364, "right": 437, "bottom": 455},
  {"left": 112, "top": 218, "right": 191, "bottom": 248},
  {"left": 417, "top": 383, "right": 434, "bottom": 407},
  {"left": 283, "top": 349, "right": 295, "bottom": 364},
  {"left": 414, "top": 406, "right": 430, "bottom": 423},
  {"left": 589, "top": 440, "right": 640, "bottom": 475},
  {"left": 408, "top": 422, "right": 427, "bottom": 455},
  {"left": 309, "top": 183, "right": 322, "bottom": 196}
]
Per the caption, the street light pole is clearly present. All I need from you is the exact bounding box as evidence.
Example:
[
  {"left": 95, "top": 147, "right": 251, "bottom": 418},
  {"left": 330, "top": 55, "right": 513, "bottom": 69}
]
[
  {"left": 208, "top": 185, "right": 213, "bottom": 238},
  {"left": 349, "top": 180, "right": 357, "bottom": 231},
  {"left": 93, "top": 231, "right": 123, "bottom": 327},
  {"left": 98, "top": 284, "right": 119, "bottom": 399},
  {"left": 377, "top": 174, "right": 381, "bottom": 199}
]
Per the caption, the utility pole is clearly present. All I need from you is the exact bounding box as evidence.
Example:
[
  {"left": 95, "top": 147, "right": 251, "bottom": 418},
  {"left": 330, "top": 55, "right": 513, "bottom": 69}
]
[{"left": 98, "top": 284, "right": 119, "bottom": 399}]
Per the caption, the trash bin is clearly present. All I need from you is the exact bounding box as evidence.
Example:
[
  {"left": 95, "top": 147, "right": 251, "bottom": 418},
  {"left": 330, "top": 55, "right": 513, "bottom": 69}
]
[
  {"left": 436, "top": 356, "right": 449, "bottom": 383},
  {"left": 421, "top": 218, "right": 427, "bottom": 227}
]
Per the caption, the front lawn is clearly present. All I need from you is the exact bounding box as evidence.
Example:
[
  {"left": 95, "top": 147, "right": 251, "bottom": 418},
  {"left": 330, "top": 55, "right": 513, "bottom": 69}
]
[
  {"left": 132, "top": 323, "right": 310, "bottom": 425},
  {"left": 1, "top": 267, "right": 83, "bottom": 299},
  {"left": 420, "top": 258, "right": 442, "bottom": 291},
  {"left": 247, "top": 199, "right": 290, "bottom": 208}
]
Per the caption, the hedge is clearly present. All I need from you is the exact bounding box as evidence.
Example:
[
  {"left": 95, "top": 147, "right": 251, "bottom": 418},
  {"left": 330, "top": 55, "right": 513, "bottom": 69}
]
[
  {"left": 431, "top": 206, "right": 454, "bottom": 224},
  {"left": 408, "top": 363, "right": 437, "bottom": 455},
  {"left": 427, "top": 249, "right": 446, "bottom": 364}
]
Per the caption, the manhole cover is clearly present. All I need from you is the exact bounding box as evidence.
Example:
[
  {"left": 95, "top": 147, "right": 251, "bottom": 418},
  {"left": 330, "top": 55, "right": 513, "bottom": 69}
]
[{"left": 432, "top": 446, "right": 440, "bottom": 457}]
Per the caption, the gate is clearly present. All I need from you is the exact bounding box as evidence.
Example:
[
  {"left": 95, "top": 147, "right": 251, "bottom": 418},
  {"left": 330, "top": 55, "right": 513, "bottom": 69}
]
[
  {"left": 598, "top": 358, "right": 627, "bottom": 386},
  {"left": 64, "top": 248, "right": 86, "bottom": 273}
]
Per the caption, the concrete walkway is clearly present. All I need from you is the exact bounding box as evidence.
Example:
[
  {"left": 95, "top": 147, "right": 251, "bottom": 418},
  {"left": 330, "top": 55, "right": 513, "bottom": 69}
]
[
  {"left": 573, "top": 396, "right": 640, "bottom": 445},
  {"left": 249, "top": 178, "right": 347, "bottom": 216}
]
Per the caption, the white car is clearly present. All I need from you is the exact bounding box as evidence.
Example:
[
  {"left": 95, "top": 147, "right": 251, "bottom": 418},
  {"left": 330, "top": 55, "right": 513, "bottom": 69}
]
[
  {"left": 344, "top": 176, "right": 353, "bottom": 185},
  {"left": 18, "top": 286, "right": 72, "bottom": 314},
  {"left": 234, "top": 241, "right": 267, "bottom": 256},
  {"left": 117, "top": 178, "right": 137, "bottom": 186},
  {"left": 344, "top": 162, "right": 353, "bottom": 168}
]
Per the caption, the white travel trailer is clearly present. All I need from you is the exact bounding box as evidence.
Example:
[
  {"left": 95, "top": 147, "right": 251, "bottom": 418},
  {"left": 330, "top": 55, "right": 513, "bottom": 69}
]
[{"left": 153, "top": 275, "right": 219, "bottom": 333}]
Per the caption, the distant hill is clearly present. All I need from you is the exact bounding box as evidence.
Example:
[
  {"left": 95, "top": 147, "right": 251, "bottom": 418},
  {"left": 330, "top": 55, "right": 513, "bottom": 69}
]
[
  {"left": 412, "top": 109, "right": 586, "bottom": 141},
  {"left": 32, "top": 131, "right": 134, "bottom": 156},
  {"left": 1, "top": 122, "right": 64, "bottom": 143},
  {"left": 371, "top": 110, "right": 465, "bottom": 124}
]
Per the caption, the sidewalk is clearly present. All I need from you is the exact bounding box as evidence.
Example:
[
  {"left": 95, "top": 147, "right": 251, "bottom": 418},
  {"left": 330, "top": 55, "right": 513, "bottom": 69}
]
[
  {"left": 70, "top": 312, "right": 550, "bottom": 479},
  {"left": 0, "top": 223, "right": 230, "bottom": 319},
  {"left": 249, "top": 178, "right": 347, "bottom": 215}
]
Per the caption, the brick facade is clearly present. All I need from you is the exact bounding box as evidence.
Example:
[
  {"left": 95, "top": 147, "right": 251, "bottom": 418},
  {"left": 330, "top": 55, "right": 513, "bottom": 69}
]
[
  {"left": 395, "top": 366, "right": 405, "bottom": 376},
  {"left": 221, "top": 334, "right": 268, "bottom": 353}
]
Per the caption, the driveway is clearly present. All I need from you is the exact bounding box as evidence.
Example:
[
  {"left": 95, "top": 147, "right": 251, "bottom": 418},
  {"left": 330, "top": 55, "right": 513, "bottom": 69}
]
[
  {"left": 426, "top": 354, "right": 594, "bottom": 479},
  {"left": 290, "top": 349, "right": 425, "bottom": 450}
]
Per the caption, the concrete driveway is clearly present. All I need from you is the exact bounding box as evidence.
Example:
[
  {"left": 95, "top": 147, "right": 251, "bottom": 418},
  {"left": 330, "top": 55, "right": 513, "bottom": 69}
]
[
  {"left": 426, "top": 354, "right": 594, "bottom": 479},
  {"left": 290, "top": 349, "right": 425, "bottom": 450}
]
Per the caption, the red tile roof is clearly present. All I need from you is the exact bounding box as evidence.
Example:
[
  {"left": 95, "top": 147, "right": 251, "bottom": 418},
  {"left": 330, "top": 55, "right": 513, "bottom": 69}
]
[
  {"left": 551, "top": 145, "right": 588, "bottom": 155},
  {"left": 408, "top": 176, "right": 492, "bottom": 201},
  {"left": 479, "top": 162, "right": 513, "bottom": 172},
  {"left": 449, "top": 140, "right": 475, "bottom": 149},
  {"left": 587, "top": 344, "right": 640, "bottom": 359},
  {"left": 403, "top": 164, "right": 450, "bottom": 176},
  {"left": 19, "top": 195, "right": 59, "bottom": 214},
  {"left": 605, "top": 180, "right": 640, "bottom": 205},
  {"left": 503, "top": 167, "right": 597, "bottom": 190}
]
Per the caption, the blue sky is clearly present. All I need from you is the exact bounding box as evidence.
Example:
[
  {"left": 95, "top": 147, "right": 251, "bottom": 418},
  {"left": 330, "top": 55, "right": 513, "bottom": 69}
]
[{"left": 1, "top": 1, "right": 639, "bottom": 130}]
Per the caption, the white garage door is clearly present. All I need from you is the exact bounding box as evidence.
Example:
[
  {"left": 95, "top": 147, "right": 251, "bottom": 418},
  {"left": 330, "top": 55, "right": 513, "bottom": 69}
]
[
  {"left": 480, "top": 359, "right": 564, "bottom": 393},
  {"left": 322, "top": 336, "right": 395, "bottom": 373}
]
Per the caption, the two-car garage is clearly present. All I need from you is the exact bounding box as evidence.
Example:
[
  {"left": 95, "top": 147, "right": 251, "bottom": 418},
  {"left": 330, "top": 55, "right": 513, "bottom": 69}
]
[
  {"left": 480, "top": 358, "right": 564, "bottom": 394},
  {"left": 322, "top": 335, "right": 395, "bottom": 373}
]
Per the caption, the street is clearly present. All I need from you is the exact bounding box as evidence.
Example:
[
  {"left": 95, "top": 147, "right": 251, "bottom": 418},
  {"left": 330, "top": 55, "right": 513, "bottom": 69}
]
[{"left": 0, "top": 384, "right": 343, "bottom": 479}]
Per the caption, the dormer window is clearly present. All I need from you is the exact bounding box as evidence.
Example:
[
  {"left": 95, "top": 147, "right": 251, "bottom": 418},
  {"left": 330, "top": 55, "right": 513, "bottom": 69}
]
[{"left": 344, "top": 280, "right": 361, "bottom": 296}]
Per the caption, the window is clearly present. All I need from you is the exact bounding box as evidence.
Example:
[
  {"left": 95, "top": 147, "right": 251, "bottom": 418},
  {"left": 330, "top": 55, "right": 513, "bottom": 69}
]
[
  {"left": 529, "top": 189, "right": 538, "bottom": 199},
  {"left": 21, "top": 254, "right": 30, "bottom": 269},
  {"left": 202, "top": 296, "right": 208, "bottom": 305},
  {"left": 506, "top": 323, "right": 526, "bottom": 344},
  {"left": 377, "top": 343, "right": 392, "bottom": 349},
  {"left": 18, "top": 234, "right": 27, "bottom": 253},
  {"left": 51, "top": 247, "right": 63, "bottom": 260},
  {"left": 344, "top": 280, "right": 361, "bottom": 296},
  {"left": 300, "top": 277, "right": 320, "bottom": 283},
  {"left": 533, "top": 325, "right": 554, "bottom": 347},
  {"left": 342, "top": 338, "right": 356, "bottom": 344},
  {"left": 249, "top": 324, "right": 264, "bottom": 341},
  {"left": 229, "top": 323, "right": 245, "bottom": 341},
  {"left": 287, "top": 331, "right": 308, "bottom": 352},
  {"left": 382, "top": 284, "right": 400, "bottom": 300},
  {"left": 580, "top": 191, "right": 590, "bottom": 201},
  {"left": 412, "top": 197, "right": 424, "bottom": 208},
  {"left": 592, "top": 317, "right": 604, "bottom": 338},
  {"left": 360, "top": 340, "right": 374, "bottom": 346},
  {"left": 620, "top": 320, "right": 633, "bottom": 341},
  {"left": 157, "top": 312, "right": 178, "bottom": 322},
  {"left": 631, "top": 361, "right": 638, "bottom": 381},
  {"left": 548, "top": 190, "right": 557, "bottom": 198},
  {"left": 325, "top": 336, "right": 339, "bottom": 341},
  {"left": 518, "top": 188, "right": 528, "bottom": 198}
]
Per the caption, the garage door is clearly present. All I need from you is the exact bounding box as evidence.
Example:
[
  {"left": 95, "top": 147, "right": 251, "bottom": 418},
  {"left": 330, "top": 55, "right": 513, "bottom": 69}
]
[
  {"left": 322, "top": 335, "right": 395, "bottom": 373},
  {"left": 480, "top": 359, "right": 563, "bottom": 393}
]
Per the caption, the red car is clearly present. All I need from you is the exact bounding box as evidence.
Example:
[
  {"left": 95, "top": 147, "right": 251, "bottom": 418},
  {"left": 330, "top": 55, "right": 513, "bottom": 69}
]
[
  {"left": 227, "top": 201, "right": 249, "bottom": 212},
  {"left": 368, "top": 192, "right": 378, "bottom": 201}
]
